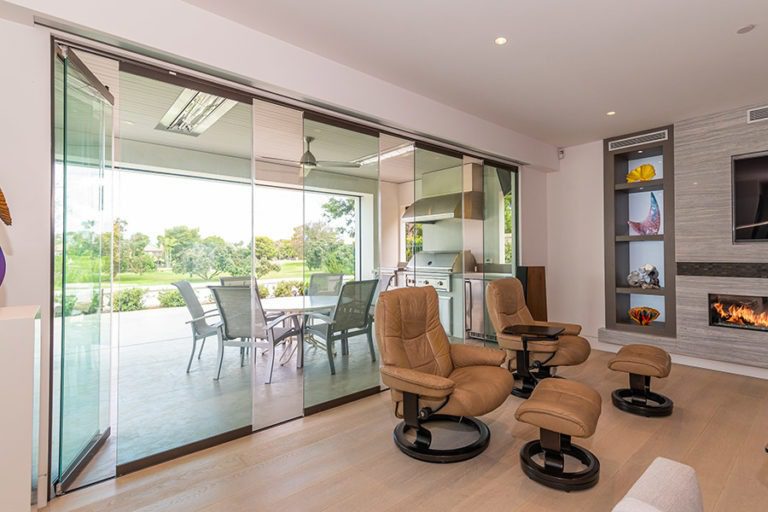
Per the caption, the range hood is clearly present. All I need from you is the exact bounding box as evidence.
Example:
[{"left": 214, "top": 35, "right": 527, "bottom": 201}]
[
  {"left": 402, "top": 163, "right": 484, "bottom": 223},
  {"left": 402, "top": 191, "right": 483, "bottom": 223}
]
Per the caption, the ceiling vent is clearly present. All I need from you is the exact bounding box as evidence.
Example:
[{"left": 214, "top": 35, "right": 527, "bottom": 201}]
[
  {"left": 747, "top": 106, "right": 768, "bottom": 124},
  {"left": 608, "top": 129, "right": 668, "bottom": 151}
]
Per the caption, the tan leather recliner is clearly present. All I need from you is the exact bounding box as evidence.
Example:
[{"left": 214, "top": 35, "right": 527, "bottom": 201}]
[
  {"left": 486, "top": 277, "right": 591, "bottom": 398},
  {"left": 375, "top": 286, "right": 514, "bottom": 463}
]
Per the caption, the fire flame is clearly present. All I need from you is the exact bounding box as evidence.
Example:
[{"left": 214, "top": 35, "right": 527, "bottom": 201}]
[{"left": 712, "top": 302, "right": 768, "bottom": 328}]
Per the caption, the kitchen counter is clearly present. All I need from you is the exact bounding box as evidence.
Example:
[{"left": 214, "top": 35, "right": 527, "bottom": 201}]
[{"left": 463, "top": 272, "right": 515, "bottom": 280}]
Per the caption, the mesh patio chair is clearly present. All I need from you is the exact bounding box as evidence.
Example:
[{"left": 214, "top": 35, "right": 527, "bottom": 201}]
[
  {"left": 306, "top": 279, "right": 378, "bottom": 375},
  {"left": 221, "top": 276, "right": 283, "bottom": 321},
  {"left": 173, "top": 281, "right": 222, "bottom": 373},
  {"left": 210, "top": 285, "right": 301, "bottom": 383},
  {"left": 308, "top": 273, "right": 344, "bottom": 296},
  {"left": 220, "top": 276, "right": 251, "bottom": 286}
]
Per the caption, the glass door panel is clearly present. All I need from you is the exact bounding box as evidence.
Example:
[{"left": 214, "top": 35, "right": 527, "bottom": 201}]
[
  {"left": 53, "top": 46, "right": 114, "bottom": 492},
  {"left": 301, "top": 117, "right": 380, "bottom": 410},
  {"left": 482, "top": 163, "right": 519, "bottom": 341},
  {"left": 251, "top": 99, "right": 304, "bottom": 429},
  {"left": 414, "top": 147, "right": 464, "bottom": 341},
  {"left": 114, "top": 69, "right": 254, "bottom": 467}
]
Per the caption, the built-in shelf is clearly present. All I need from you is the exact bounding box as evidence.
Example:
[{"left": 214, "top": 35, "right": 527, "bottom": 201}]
[
  {"left": 605, "top": 125, "right": 676, "bottom": 339},
  {"left": 615, "top": 235, "right": 664, "bottom": 242},
  {"left": 615, "top": 179, "right": 664, "bottom": 192},
  {"left": 616, "top": 287, "right": 666, "bottom": 296},
  {"left": 614, "top": 320, "right": 668, "bottom": 336}
]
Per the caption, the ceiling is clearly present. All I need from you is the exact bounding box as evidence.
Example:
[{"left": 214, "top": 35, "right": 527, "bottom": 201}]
[
  {"left": 116, "top": 69, "right": 457, "bottom": 183},
  {"left": 183, "top": 0, "right": 768, "bottom": 147}
]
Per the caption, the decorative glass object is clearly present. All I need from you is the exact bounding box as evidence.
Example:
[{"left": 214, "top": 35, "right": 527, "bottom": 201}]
[
  {"left": 626, "top": 164, "right": 656, "bottom": 183},
  {"left": 629, "top": 306, "right": 660, "bottom": 326},
  {"left": 628, "top": 192, "right": 660, "bottom": 235},
  {"left": 627, "top": 264, "right": 660, "bottom": 289},
  {"left": 0, "top": 186, "right": 9, "bottom": 288}
]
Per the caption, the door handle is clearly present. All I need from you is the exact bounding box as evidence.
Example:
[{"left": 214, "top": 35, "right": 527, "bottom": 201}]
[{"left": 464, "top": 281, "right": 472, "bottom": 331}]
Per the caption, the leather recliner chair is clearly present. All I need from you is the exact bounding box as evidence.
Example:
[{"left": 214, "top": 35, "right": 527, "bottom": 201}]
[
  {"left": 486, "top": 277, "right": 591, "bottom": 398},
  {"left": 374, "top": 286, "right": 514, "bottom": 463}
]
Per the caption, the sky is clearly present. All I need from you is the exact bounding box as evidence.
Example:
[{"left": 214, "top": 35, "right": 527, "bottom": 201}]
[{"left": 110, "top": 169, "right": 345, "bottom": 245}]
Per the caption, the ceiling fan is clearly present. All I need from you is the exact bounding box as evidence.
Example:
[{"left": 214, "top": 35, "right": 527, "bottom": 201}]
[{"left": 298, "top": 136, "right": 361, "bottom": 176}]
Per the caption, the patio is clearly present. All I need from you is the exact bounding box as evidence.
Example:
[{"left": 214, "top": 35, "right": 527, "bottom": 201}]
[{"left": 71, "top": 305, "right": 381, "bottom": 487}]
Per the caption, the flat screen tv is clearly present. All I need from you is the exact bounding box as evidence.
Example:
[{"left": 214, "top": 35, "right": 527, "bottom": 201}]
[{"left": 733, "top": 152, "right": 768, "bottom": 242}]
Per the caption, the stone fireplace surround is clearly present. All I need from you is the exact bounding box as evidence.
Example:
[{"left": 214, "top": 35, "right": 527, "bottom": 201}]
[{"left": 600, "top": 103, "right": 768, "bottom": 369}]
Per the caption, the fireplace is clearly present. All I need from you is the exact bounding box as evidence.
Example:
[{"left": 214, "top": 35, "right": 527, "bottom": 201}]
[{"left": 709, "top": 294, "right": 768, "bottom": 332}]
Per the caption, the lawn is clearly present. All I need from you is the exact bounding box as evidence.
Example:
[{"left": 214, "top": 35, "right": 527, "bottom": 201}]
[{"left": 65, "top": 260, "right": 309, "bottom": 286}]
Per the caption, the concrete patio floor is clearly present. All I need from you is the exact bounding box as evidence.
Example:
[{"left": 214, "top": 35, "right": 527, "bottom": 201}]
[{"left": 66, "top": 306, "right": 381, "bottom": 489}]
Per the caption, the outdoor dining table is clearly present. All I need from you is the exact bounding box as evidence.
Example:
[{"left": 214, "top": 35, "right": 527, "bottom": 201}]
[{"left": 260, "top": 295, "right": 338, "bottom": 368}]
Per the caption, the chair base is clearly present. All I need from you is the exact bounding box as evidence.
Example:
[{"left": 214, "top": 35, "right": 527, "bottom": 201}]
[
  {"left": 511, "top": 367, "right": 561, "bottom": 399},
  {"left": 612, "top": 388, "right": 673, "bottom": 417},
  {"left": 393, "top": 414, "right": 490, "bottom": 463},
  {"left": 520, "top": 439, "right": 600, "bottom": 491}
]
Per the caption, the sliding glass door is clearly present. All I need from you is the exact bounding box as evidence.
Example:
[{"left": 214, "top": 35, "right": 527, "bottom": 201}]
[
  {"left": 114, "top": 66, "right": 257, "bottom": 469},
  {"left": 52, "top": 46, "right": 114, "bottom": 493}
]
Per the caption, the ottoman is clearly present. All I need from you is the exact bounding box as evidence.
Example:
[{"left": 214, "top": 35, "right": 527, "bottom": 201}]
[
  {"left": 515, "top": 378, "right": 602, "bottom": 491},
  {"left": 608, "top": 344, "right": 673, "bottom": 417}
]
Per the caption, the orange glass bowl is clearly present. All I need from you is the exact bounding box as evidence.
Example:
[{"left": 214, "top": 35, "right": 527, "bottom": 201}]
[{"left": 628, "top": 306, "right": 660, "bottom": 326}]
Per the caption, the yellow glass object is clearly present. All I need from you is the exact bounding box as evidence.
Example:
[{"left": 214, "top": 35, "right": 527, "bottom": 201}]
[{"left": 626, "top": 164, "right": 656, "bottom": 183}]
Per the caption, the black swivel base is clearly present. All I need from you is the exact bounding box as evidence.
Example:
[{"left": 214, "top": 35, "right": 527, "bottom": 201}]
[
  {"left": 519, "top": 429, "right": 600, "bottom": 491},
  {"left": 511, "top": 358, "right": 558, "bottom": 399},
  {"left": 612, "top": 373, "right": 673, "bottom": 417},
  {"left": 393, "top": 414, "right": 490, "bottom": 463}
]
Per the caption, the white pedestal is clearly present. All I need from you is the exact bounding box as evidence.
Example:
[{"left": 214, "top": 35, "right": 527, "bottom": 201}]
[{"left": 0, "top": 305, "right": 40, "bottom": 512}]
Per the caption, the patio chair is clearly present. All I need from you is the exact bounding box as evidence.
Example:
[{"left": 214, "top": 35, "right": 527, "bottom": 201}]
[
  {"left": 210, "top": 285, "right": 301, "bottom": 383},
  {"left": 308, "top": 273, "right": 344, "bottom": 296},
  {"left": 173, "top": 281, "right": 222, "bottom": 373},
  {"left": 220, "top": 276, "right": 251, "bottom": 287},
  {"left": 306, "top": 279, "right": 378, "bottom": 375}
]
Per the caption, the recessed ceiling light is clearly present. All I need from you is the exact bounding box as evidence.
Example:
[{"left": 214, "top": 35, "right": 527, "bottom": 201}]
[
  {"left": 737, "top": 24, "right": 756, "bottom": 34},
  {"left": 638, "top": 150, "right": 643, "bottom": 154},
  {"left": 494, "top": 37, "right": 507, "bottom": 46},
  {"left": 606, "top": 111, "right": 616, "bottom": 116}
]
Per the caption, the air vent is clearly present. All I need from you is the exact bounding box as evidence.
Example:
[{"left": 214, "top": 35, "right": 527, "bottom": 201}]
[
  {"left": 747, "top": 106, "right": 768, "bottom": 124},
  {"left": 608, "top": 129, "right": 668, "bottom": 151}
]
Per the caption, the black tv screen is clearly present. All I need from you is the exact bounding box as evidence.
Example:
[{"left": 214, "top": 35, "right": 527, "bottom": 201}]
[{"left": 734, "top": 153, "right": 768, "bottom": 241}]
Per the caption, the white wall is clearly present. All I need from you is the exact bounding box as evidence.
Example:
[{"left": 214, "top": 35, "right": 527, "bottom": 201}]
[
  {"left": 8, "top": 0, "right": 558, "bottom": 172},
  {"left": 546, "top": 141, "right": 604, "bottom": 342},
  {"left": 519, "top": 168, "right": 548, "bottom": 266},
  {"left": 0, "top": 13, "right": 51, "bottom": 504}
]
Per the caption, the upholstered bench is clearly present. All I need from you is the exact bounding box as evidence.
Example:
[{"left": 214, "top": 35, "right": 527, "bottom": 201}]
[
  {"left": 608, "top": 344, "right": 673, "bottom": 417},
  {"left": 515, "top": 378, "right": 601, "bottom": 491}
]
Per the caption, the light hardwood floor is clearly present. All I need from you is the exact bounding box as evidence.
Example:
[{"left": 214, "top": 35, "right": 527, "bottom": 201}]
[{"left": 43, "top": 350, "right": 768, "bottom": 512}]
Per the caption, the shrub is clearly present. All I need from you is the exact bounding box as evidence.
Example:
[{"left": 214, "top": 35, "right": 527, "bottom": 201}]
[
  {"left": 258, "top": 284, "right": 270, "bottom": 299},
  {"left": 273, "top": 280, "right": 305, "bottom": 297},
  {"left": 158, "top": 289, "right": 186, "bottom": 308},
  {"left": 54, "top": 294, "right": 77, "bottom": 317},
  {"left": 83, "top": 291, "right": 100, "bottom": 315},
  {"left": 113, "top": 288, "right": 145, "bottom": 312}
]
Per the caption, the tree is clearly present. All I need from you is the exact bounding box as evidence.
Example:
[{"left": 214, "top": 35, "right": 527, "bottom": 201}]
[
  {"left": 122, "top": 233, "right": 156, "bottom": 274},
  {"left": 172, "top": 236, "right": 228, "bottom": 281},
  {"left": 254, "top": 236, "right": 278, "bottom": 261},
  {"left": 276, "top": 239, "right": 297, "bottom": 260},
  {"left": 300, "top": 222, "right": 341, "bottom": 270},
  {"left": 321, "top": 197, "right": 356, "bottom": 237},
  {"left": 158, "top": 225, "right": 200, "bottom": 267}
]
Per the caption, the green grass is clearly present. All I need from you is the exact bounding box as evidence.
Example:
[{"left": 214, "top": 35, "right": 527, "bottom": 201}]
[
  {"left": 261, "top": 261, "right": 306, "bottom": 279},
  {"left": 64, "top": 260, "right": 311, "bottom": 286}
]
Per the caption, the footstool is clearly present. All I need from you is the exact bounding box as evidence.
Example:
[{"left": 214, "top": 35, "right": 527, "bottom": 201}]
[
  {"left": 608, "top": 344, "right": 673, "bottom": 417},
  {"left": 515, "top": 378, "right": 601, "bottom": 491}
]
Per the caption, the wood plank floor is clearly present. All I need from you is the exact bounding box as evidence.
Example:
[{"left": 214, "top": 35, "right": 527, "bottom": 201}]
[{"left": 43, "top": 350, "right": 768, "bottom": 512}]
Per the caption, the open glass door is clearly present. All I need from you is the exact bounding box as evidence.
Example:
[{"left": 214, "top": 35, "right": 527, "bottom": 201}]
[{"left": 52, "top": 45, "right": 115, "bottom": 493}]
